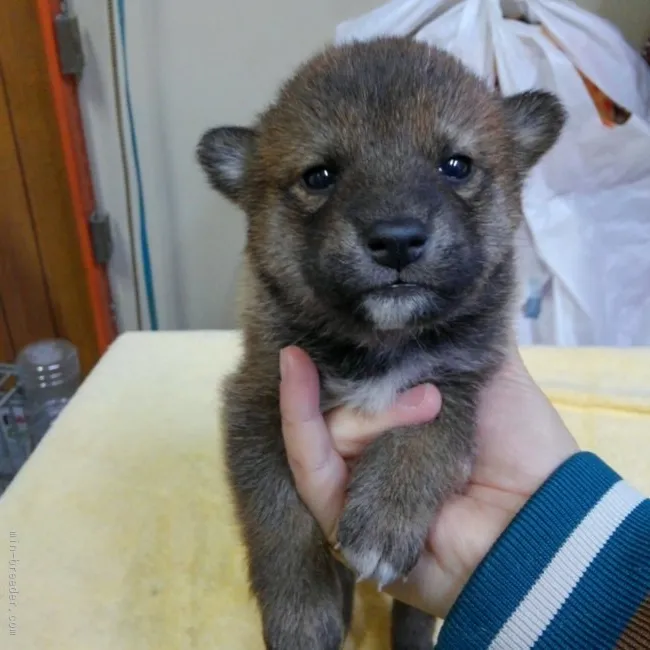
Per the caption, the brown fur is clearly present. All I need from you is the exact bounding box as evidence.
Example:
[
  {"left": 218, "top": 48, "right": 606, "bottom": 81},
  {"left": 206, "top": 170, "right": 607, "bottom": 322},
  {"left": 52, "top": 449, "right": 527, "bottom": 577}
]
[{"left": 197, "top": 37, "right": 565, "bottom": 650}]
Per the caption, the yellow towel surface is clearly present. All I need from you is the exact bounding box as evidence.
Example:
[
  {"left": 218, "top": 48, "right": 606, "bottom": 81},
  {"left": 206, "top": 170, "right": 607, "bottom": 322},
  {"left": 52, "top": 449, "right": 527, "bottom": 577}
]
[{"left": 0, "top": 331, "right": 648, "bottom": 649}]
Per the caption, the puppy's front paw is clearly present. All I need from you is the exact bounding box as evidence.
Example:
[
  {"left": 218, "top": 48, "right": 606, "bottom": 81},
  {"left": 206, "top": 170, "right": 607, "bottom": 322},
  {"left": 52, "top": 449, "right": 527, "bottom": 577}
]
[{"left": 336, "top": 495, "right": 429, "bottom": 589}]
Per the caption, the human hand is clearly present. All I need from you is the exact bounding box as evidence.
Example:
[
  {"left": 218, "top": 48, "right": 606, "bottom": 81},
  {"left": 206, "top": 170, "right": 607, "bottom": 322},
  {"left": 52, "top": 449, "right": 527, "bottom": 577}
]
[{"left": 279, "top": 343, "right": 579, "bottom": 618}]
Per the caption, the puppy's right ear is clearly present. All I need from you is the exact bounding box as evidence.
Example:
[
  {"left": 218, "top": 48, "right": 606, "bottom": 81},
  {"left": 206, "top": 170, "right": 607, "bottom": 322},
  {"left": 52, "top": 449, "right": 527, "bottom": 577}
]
[{"left": 196, "top": 126, "right": 256, "bottom": 203}]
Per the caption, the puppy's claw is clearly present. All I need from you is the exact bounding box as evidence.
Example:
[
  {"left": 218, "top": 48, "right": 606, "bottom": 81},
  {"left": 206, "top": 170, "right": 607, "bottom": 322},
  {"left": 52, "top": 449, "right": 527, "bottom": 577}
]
[{"left": 356, "top": 571, "right": 371, "bottom": 584}]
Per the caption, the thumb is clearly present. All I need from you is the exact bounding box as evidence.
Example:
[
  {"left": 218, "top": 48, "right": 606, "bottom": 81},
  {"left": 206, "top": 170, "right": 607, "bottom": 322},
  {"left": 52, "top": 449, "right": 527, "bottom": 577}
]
[{"left": 326, "top": 383, "right": 441, "bottom": 457}]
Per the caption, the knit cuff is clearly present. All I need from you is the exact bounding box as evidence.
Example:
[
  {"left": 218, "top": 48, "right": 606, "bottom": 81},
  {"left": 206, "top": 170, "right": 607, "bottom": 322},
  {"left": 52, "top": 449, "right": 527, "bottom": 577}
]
[{"left": 437, "top": 452, "right": 650, "bottom": 649}]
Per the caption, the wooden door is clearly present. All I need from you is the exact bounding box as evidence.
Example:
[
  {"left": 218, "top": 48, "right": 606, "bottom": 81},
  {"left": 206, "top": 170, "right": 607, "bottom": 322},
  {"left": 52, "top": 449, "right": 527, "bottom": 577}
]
[{"left": 0, "top": 0, "right": 116, "bottom": 374}]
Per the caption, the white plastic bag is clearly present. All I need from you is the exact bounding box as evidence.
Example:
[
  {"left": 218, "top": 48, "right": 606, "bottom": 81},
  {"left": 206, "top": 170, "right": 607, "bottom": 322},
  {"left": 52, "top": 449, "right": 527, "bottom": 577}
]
[{"left": 336, "top": 0, "right": 650, "bottom": 346}]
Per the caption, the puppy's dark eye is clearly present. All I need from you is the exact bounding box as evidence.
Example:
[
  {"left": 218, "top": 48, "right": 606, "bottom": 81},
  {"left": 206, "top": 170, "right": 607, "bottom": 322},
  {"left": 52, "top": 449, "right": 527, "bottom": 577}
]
[
  {"left": 302, "top": 165, "right": 337, "bottom": 192},
  {"left": 438, "top": 155, "right": 473, "bottom": 182}
]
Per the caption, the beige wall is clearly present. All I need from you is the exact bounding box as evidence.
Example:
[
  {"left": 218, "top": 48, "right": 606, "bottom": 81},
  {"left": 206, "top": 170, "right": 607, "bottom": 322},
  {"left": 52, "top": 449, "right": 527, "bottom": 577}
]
[
  {"left": 579, "top": 0, "right": 649, "bottom": 50},
  {"left": 70, "top": 0, "right": 650, "bottom": 331}
]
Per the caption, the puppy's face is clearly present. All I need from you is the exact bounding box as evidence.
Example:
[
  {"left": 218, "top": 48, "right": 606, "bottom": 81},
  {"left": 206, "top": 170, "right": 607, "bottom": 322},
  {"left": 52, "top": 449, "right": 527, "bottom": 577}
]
[{"left": 198, "top": 38, "right": 564, "bottom": 334}]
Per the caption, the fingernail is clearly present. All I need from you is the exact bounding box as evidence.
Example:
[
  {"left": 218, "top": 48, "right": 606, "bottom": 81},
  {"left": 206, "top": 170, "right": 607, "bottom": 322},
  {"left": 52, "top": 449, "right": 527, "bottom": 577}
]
[
  {"left": 397, "top": 384, "right": 434, "bottom": 409},
  {"left": 279, "top": 348, "right": 292, "bottom": 380}
]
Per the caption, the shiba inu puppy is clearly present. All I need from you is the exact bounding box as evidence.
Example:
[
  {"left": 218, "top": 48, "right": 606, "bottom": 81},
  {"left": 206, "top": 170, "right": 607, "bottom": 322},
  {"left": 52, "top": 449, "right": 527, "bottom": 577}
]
[{"left": 198, "top": 36, "right": 565, "bottom": 650}]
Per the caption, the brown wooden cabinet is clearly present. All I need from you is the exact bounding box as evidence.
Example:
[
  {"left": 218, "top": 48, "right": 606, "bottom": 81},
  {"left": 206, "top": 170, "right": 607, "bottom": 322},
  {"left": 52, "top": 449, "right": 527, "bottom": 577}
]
[{"left": 0, "top": 0, "right": 116, "bottom": 375}]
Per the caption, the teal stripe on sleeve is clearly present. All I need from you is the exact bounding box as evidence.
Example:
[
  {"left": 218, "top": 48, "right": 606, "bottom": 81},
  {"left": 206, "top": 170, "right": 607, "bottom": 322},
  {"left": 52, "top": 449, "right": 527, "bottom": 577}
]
[
  {"left": 437, "top": 453, "right": 622, "bottom": 649},
  {"left": 532, "top": 498, "right": 650, "bottom": 650}
]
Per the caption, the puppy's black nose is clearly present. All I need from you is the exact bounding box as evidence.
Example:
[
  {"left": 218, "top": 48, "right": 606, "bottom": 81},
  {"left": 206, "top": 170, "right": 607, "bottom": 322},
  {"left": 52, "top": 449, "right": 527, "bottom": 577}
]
[{"left": 365, "top": 219, "right": 428, "bottom": 270}]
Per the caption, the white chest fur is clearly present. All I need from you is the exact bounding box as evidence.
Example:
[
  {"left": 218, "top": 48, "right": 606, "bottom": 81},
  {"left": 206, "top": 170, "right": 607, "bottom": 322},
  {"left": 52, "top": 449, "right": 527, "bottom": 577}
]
[
  {"left": 322, "top": 365, "right": 419, "bottom": 415},
  {"left": 320, "top": 341, "right": 492, "bottom": 415}
]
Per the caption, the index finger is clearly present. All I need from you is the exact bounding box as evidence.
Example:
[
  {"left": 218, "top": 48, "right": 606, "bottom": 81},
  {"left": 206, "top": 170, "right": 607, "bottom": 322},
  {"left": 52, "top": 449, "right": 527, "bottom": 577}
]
[{"left": 279, "top": 346, "right": 347, "bottom": 535}]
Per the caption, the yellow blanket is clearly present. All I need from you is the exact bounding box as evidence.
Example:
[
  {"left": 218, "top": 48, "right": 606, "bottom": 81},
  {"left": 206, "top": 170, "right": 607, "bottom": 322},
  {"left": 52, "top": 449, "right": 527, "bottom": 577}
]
[{"left": 0, "top": 331, "right": 648, "bottom": 649}]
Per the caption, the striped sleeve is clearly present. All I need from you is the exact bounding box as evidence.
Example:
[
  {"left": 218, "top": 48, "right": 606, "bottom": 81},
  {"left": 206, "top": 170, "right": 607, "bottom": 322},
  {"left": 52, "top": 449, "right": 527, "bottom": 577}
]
[{"left": 436, "top": 452, "right": 650, "bottom": 650}]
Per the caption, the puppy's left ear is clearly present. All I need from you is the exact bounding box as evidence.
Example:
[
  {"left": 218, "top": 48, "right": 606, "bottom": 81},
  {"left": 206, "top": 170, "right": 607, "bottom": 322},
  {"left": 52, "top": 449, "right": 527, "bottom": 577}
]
[{"left": 502, "top": 90, "right": 566, "bottom": 171}]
